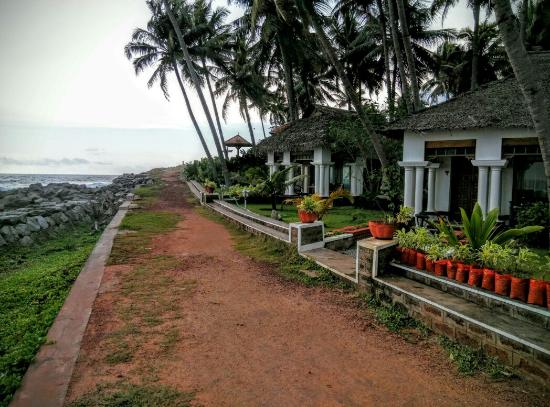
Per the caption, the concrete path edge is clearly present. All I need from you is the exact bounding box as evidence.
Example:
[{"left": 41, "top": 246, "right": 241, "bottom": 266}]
[{"left": 10, "top": 201, "right": 131, "bottom": 407}]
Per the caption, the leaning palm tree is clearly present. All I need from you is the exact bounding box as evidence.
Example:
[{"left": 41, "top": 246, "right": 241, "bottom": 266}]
[
  {"left": 124, "top": 1, "right": 218, "bottom": 178},
  {"left": 161, "top": 0, "right": 230, "bottom": 186},
  {"left": 492, "top": 0, "right": 550, "bottom": 242}
]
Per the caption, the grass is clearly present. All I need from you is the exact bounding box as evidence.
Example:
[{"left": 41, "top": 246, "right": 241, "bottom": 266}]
[
  {"left": 134, "top": 184, "right": 163, "bottom": 208},
  {"left": 0, "top": 226, "right": 101, "bottom": 406},
  {"left": 68, "top": 382, "right": 194, "bottom": 407},
  {"left": 245, "top": 203, "right": 383, "bottom": 231}
]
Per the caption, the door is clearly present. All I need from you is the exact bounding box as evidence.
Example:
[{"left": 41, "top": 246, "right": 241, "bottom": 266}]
[{"left": 450, "top": 157, "right": 477, "bottom": 219}]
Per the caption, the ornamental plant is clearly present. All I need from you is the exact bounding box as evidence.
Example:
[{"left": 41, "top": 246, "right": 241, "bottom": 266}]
[
  {"left": 297, "top": 196, "right": 321, "bottom": 214},
  {"left": 478, "top": 241, "right": 514, "bottom": 271},
  {"left": 204, "top": 180, "right": 217, "bottom": 190},
  {"left": 413, "top": 227, "right": 438, "bottom": 252},
  {"left": 395, "top": 229, "right": 413, "bottom": 248},
  {"left": 395, "top": 206, "right": 414, "bottom": 225},
  {"left": 453, "top": 244, "right": 477, "bottom": 265},
  {"left": 503, "top": 247, "right": 539, "bottom": 278},
  {"left": 426, "top": 243, "right": 449, "bottom": 262}
]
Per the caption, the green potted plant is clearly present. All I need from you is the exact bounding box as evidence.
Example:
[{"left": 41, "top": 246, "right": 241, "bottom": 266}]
[
  {"left": 453, "top": 244, "right": 475, "bottom": 284},
  {"left": 507, "top": 248, "right": 538, "bottom": 303},
  {"left": 426, "top": 243, "right": 448, "bottom": 276},
  {"left": 479, "top": 242, "right": 500, "bottom": 291},
  {"left": 369, "top": 206, "right": 413, "bottom": 240},
  {"left": 527, "top": 255, "right": 548, "bottom": 307},
  {"left": 296, "top": 196, "right": 321, "bottom": 223},
  {"left": 412, "top": 227, "right": 438, "bottom": 271},
  {"left": 204, "top": 180, "right": 216, "bottom": 193},
  {"left": 395, "top": 229, "right": 410, "bottom": 264}
]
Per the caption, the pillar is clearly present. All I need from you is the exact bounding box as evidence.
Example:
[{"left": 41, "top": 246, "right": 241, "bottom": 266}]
[
  {"left": 314, "top": 164, "right": 320, "bottom": 195},
  {"left": 285, "top": 165, "right": 294, "bottom": 195},
  {"left": 489, "top": 166, "right": 503, "bottom": 212},
  {"left": 302, "top": 165, "right": 309, "bottom": 194},
  {"left": 403, "top": 167, "right": 415, "bottom": 209},
  {"left": 426, "top": 164, "right": 439, "bottom": 213},
  {"left": 477, "top": 166, "right": 489, "bottom": 215},
  {"left": 414, "top": 166, "right": 425, "bottom": 215}
]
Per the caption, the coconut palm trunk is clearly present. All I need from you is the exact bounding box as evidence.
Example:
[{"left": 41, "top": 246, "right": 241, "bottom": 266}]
[
  {"left": 243, "top": 99, "right": 256, "bottom": 146},
  {"left": 202, "top": 58, "right": 228, "bottom": 160},
  {"left": 376, "top": 0, "right": 394, "bottom": 117},
  {"left": 172, "top": 59, "right": 217, "bottom": 177},
  {"left": 162, "top": 0, "right": 230, "bottom": 186},
  {"left": 470, "top": 0, "right": 481, "bottom": 90},
  {"left": 307, "top": 11, "right": 389, "bottom": 168},
  {"left": 387, "top": 0, "right": 413, "bottom": 114},
  {"left": 280, "top": 42, "right": 298, "bottom": 122},
  {"left": 493, "top": 0, "right": 550, "bottom": 246},
  {"left": 260, "top": 115, "right": 267, "bottom": 139},
  {"left": 395, "top": 0, "right": 421, "bottom": 110}
]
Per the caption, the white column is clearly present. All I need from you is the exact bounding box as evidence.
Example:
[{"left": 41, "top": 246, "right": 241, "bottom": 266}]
[
  {"left": 477, "top": 166, "right": 489, "bottom": 215},
  {"left": 302, "top": 165, "right": 309, "bottom": 194},
  {"left": 323, "top": 165, "right": 330, "bottom": 197},
  {"left": 403, "top": 167, "right": 415, "bottom": 208},
  {"left": 314, "top": 164, "right": 320, "bottom": 194},
  {"left": 414, "top": 166, "right": 425, "bottom": 215},
  {"left": 318, "top": 164, "right": 325, "bottom": 196},
  {"left": 489, "top": 166, "right": 503, "bottom": 212},
  {"left": 426, "top": 164, "right": 439, "bottom": 213}
]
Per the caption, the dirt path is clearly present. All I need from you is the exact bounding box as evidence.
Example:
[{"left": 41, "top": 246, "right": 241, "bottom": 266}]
[{"left": 66, "top": 171, "right": 542, "bottom": 406}]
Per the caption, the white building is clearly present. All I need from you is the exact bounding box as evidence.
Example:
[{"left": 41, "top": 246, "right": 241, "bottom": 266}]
[{"left": 387, "top": 51, "right": 548, "bottom": 220}]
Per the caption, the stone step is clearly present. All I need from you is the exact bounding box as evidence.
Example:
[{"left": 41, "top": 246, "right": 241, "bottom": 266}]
[
  {"left": 390, "top": 261, "right": 550, "bottom": 331},
  {"left": 213, "top": 200, "right": 289, "bottom": 234},
  {"left": 377, "top": 274, "right": 550, "bottom": 381},
  {"left": 301, "top": 248, "right": 357, "bottom": 282},
  {"left": 207, "top": 202, "right": 289, "bottom": 242}
]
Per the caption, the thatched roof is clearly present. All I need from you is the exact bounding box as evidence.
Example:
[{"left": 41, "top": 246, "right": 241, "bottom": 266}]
[
  {"left": 225, "top": 134, "right": 252, "bottom": 147},
  {"left": 256, "top": 106, "right": 358, "bottom": 153},
  {"left": 386, "top": 51, "right": 550, "bottom": 134}
]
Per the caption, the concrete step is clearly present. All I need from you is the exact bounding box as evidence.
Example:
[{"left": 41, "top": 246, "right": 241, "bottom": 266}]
[
  {"left": 377, "top": 274, "right": 550, "bottom": 379},
  {"left": 301, "top": 248, "right": 357, "bottom": 282},
  {"left": 390, "top": 261, "right": 550, "bottom": 331},
  {"left": 213, "top": 200, "right": 289, "bottom": 234},
  {"left": 207, "top": 202, "right": 289, "bottom": 242}
]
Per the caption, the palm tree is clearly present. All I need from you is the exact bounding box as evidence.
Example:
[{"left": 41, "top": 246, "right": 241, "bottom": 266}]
[
  {"left": 161, "top": 0, "right": 230, "bottom": 185},
  {"left": 124, "top": 1, "right": 218, "bottom": 178},
  {"left": 492, "top": 0, "right": 550, "bottom": 241},
  {"left": 421, "top": 40, "right": 464, "bottom": 102}
]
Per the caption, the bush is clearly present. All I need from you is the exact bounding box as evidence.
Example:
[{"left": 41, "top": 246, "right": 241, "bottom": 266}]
[{"left": 515, "top": 201, "right": 549, "bottom": 248}]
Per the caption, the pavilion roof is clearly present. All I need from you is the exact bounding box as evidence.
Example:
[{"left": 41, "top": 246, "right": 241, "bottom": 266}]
[{"left": 225, "top": 134, "right": 252, "bottom": 147}]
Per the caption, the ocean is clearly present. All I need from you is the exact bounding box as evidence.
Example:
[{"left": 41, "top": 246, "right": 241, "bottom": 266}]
[{"left": 0, "top": 174, "right": 118, "bottom": 191}]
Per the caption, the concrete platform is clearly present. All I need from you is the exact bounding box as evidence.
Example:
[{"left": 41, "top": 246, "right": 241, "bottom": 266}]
[{"left": 302, "top": 248, "right": 357, "bottom": 282}]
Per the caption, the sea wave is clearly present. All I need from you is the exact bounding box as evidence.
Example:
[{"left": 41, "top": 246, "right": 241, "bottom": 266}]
[{"left": 0, "top": 174, "right": 118, "bottom": 191}]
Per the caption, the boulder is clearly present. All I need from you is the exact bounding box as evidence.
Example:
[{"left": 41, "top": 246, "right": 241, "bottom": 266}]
[
  {"left": 20, "top": 235, "right": 33, "bottom": 246},
  {"left": 1, "top": 225, "right": 18, "bottom": 242},
  {"left": 26, "top": 217, "right": 42, "bottom": 232},
  {"left": 15, "top": 223, "right": 31, "bottom": 236},
  {"left": 0, "top": 234, "right": 6, "bottom": 246}
]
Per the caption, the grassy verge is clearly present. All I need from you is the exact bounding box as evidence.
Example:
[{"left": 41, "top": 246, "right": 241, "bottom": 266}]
[
  {"left": 0, "top": 226, "right": 101, "bottom": 406},
  {"left": 245, "top": 203, "right": 383, "bottom": 231}
]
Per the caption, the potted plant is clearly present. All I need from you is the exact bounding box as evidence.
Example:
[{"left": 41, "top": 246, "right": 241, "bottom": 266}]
[
  {"left": 296, "top": 196, "right": 320, "bottom": 223},
  {"left": 527, "top": 255, "right": 548, "bottom": 307},
  {"left": 369, "top": 206, "right": 414, "bottom": 240},
  {"left": 479, "top": 242, "right": 501, "bottom": 291},
  {"left": 413, "top": 227, "right": 438, "bottom": 271},
  {"left": 453, "top": 244, "right": 475, "bottom": 284},
  {"left": 395, "top": 229, "right": 410, "bottom": 264},
  {"left": 508, "top": 248, "right": 538, "bottom": 303},
  {"left": 427, "top": 243, "right": 448, "bottom": 276},
  {"left": 204, "top": 180, "right": 216, "bottom": 193}
]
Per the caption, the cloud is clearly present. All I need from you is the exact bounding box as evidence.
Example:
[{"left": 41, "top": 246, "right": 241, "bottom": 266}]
[
  {"left": 0, "top": 157, "right": 111, "bottom": 166},
  {"left": 84, "top": 147, "right": 106, "bottom": 155}
]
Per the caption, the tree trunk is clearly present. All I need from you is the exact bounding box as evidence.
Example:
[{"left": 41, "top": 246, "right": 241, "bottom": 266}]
[
  {"left": 260, "top": 115, "right": 267, "bottom": 139},
  {"left": 519, "top": 0, "right": 529, "bottom": 46},
  {"left": 309, "top": 12, "right": 389, "bottom": 168},
  {"left": 163, "top": 0, "right": 230, "bottom": 186},
  {"left": 280, "top": 41, "right": 298, "bottom": 122},
  {"left": 471, "top": 0, "right": 481, "bottom": 90},
  {"left": 493, "top": 0, "right": 550, "bottom": 247},
  {"left": 387, "top": 0, "right": 413, "bottom": 114},
  {"left": 376, "top": 0, "right": 394, "bottom": 118},
  {"left": 243, "top": 100, "right": 256, "bottom": 146},
  {"left": 395, "top": 0, "right": 421, "bottom": 111},
  {"left": 172, "top": 59, "right": 217, "bottom": 178},
  {"left": 202, "top": 58, "right": 228, "bottom": 160}
]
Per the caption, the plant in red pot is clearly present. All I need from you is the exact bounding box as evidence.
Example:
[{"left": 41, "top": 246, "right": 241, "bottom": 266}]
[
  {"left": 508, "top": 248, "right": 540, "bottom": 303},
  {"left": 527, "top": 255, "right": 550, "bottom": 307},
  {"left": 478, "top": 241, "right": 513, "bottom": 295},
  {"left": 204, "top": 180, "right": 217, "bottom": 193},
  {"left": 413, "top": 227, "right": 439, "bottom": 271},
  {"left": 370, "top": 206, "right": 414, "bottom": 241},
  {"left": 427, "top": 243, "right": 448, "bottom": 277},
  {"left": 453, "top": 244, "right": 475, "bottom": 284},
  {"left": 395, "top": 229, "right": 413, "bottom": 265},
  {"left": 296, "top": 196, "right": 320, "bottom": 224}
]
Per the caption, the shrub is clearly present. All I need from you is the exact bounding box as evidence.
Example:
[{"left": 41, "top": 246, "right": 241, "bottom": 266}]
[{"left": 515, "top": 201, "right": 549, "bottom": 248}]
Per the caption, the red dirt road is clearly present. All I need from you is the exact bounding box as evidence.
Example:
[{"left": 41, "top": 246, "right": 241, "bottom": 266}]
[{"left": 66, "top": 172, "right": 544, "bottom": 406}]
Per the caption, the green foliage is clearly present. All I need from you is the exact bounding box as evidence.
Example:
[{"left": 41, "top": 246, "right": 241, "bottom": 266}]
[
  {"left": 0, "top": 227, "right": 101, "bottom": 406},
  {"left": 395, "top": 206, "right": 414, "bottom": 225},
  {"left": 68, "top": 382, "right": 194, "bottom": 407},
  {"left": 411, "top": 227, "right": 439, "bottom": 251},
  {"left": 222, "top": 184, "right": 258, "bottom": 199},
  {"left": 426, "top": 242, "right": 450, "bottom": 261},
  {"left": 453, "top": 244, "right": 476, "bottom": 265},
  {"left": 438, "top": 337, "right": 510, "bottom": 378},
  {"left": 204, "top": 179, "right": 217, "bottom": 189},
  {"left": 478, "top": 241, "right": 514, "bottom": 271},
  {"left": 297, "top": 196, "right": 320, "bottom": 214},
  {"left": 182, "top": 158, "right": 222, "bottom": 185},
  {"left": 515, "top": 201, "right": 549, "bottom": 247}
]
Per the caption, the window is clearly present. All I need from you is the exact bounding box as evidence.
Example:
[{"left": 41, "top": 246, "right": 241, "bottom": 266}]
[{"left": 513, "top": 157, "right": 546, "bottom": 201}]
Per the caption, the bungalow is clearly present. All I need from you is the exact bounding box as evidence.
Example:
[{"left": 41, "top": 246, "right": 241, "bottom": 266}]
[
  {"left": 256, "top": 106, "right": 371, "bottom": 197},
  {"left": 387, "top": 51, "right": 549, "bottom": 220}
]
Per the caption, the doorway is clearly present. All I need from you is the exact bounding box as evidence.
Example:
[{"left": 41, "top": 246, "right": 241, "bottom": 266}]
[{"left": 450, "top": 157, "right": 477, "bottom": 219}]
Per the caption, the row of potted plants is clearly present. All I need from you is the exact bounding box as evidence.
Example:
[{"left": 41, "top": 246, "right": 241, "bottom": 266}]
[{"left": 395, "top": 204, "right": 549, "bottom": 309}]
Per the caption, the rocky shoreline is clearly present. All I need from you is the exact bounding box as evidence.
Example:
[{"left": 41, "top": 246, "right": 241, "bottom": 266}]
[{"left": 0, "top": 172, "right": 153, "bottom": 247}]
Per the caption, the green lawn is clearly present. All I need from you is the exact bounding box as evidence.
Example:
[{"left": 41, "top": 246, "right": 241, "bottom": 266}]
[{"left": 245, "top": 203, "right": 383, "bottom": 231}]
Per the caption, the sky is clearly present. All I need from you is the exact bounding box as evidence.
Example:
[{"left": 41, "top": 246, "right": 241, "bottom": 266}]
[{"left": 0, "top": 0, "right": 473, "bottom": 175}]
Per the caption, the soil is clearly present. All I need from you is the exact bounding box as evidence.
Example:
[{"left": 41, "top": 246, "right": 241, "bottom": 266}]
[{"left": 65, "top": 171, "right": 546, "bottom": 407}]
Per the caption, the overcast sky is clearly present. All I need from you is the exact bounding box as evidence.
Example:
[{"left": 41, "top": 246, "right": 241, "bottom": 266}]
[{"left": 0, "top": 0, "right": 474, "bottom": 175}]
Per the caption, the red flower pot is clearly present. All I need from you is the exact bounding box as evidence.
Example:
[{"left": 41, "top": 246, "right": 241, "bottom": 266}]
[
  {"left": 408, "top": 249, "right": 418, "bottom": 266},
  {"left": 468, "top": 267, "right": 483, "bottom": 287},
  {"left": 510, "top": 277, "right": 529, "bottom": 302},
  {"left": 205, "top": 186, "right": 214, "bottom": 193},
  {"left": 434, "top": 260, "right": 447, "bottom": 277},
  {"left": 416, "top": 252, "right": 426, "bottom": 270},
  {"left": 455, "top": 263, "right": 470, "bottom": 283},
  {"left": 425, "top": 258, "right": 434, "bottom": 273},
  {"left": 399, "top": 247, "right": 408, "bottom": 264},
  {"left": 527, "top": 279, "right": 547, "bottom": 307},
  {"left": 368, "top": 221, "right": 396, "bottom": 240},
  {"left": 547, "top": 282, "right": 550, "bottom": 310},
  {"left": 368, "top": 220, "right": 379, "bottom": 237},
  {"left": 446, "top": 261, "right": 457, "bottom": 280},
  {"left": 494, "top": 273, "right": 511, "bottom": 296},
  {"left": 481, "top": 268, "right": 495, "bottom": 291},
  {"left": 298, "top": 210, "right": 318, "bottom": 223}
]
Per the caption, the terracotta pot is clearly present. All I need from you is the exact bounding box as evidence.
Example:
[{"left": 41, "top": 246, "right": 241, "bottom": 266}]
[
  {"left": 205, "top": 186, "right": 214, "bottom": 193},
  {"left": 455, "top": 263, "right": 470, "bottom": 283},
  {"left": 416, "top": 252, "right": 426, "bottom": 270},
  {"left": 408, "top": 249, "right": 418, "bottom": 266},
  {"left": 494, "top": 273, "right": 511, "bottom": 296},
  {"left": 399, "top": 247, "right": 408, "bottom": 264},
  {"left": 510, "top": 277, "right": 529, "bottom": 302},
  {"left": 369, "top": 222, "right": 396, "bottom": 240},
  {"left": 468, "top": 267, "right": 483, "bottom": 287},
  {"left": 446, "top": 261, "right": 457, "bottom": 280},
  {"left": 425, "top": 258, "right": 434, "bottom": 273},
  {"left": 298, "top": 210, "right": 318, "bottom": 224},
  {"left": 527, "top": 279, "right": 547, "bottom": 307},
  {"left": 481, "top": 268, "right": 495, "bottom": 291},
  {"left": 547, "top": 282, "right": 550, "bottom": 310},
  {"left": 434, "top": 260, "right": 447, "bottom": 277},
  {"left": 368, "top": 220, "right": 379, "bottom": 237}
]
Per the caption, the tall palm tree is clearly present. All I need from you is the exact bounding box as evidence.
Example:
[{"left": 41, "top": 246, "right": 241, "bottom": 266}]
[
  {"left": 492, "top": 0, "right": 550, "bottom": 240},
  {"left": 124, "top": 1, "right": 217, "bottom": 178},
  {"left": 162, "top": 0, "right": 230, "bottom": 185}
]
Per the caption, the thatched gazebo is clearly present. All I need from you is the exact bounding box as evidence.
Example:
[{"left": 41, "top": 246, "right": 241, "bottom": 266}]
[{"left": 225, "top": 134, "right": 252, "bottom": 157}]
